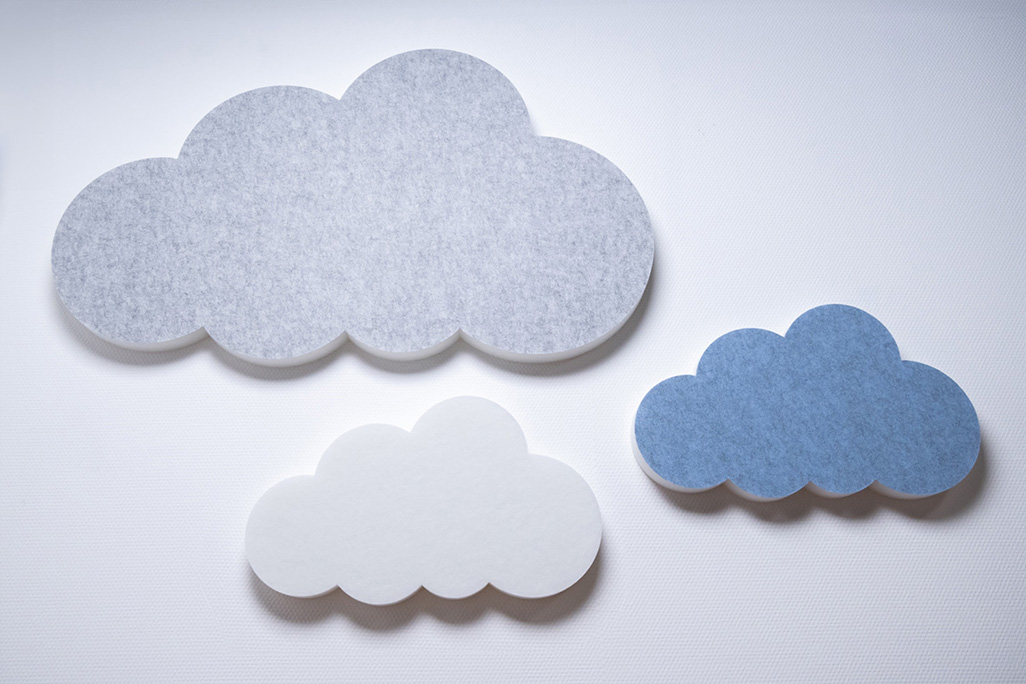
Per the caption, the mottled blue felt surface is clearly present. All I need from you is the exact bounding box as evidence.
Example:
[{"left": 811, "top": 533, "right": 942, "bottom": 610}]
[{"left": 634, "top": 305, "right": 980, "bottom": 498}]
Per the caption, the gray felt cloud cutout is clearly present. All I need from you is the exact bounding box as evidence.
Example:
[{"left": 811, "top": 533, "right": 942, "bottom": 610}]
[{"left": 52, "top": 50, "right": 654, "bottom": 365}]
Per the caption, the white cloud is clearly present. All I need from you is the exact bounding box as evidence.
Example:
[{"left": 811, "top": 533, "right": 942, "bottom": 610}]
[{"left": 246, "top": 397, "right": 602, "bottom": 604}]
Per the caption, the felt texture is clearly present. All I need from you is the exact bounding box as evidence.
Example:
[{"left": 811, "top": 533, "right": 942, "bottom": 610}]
[
  {"left": 51, "top": 49, "right": 654, "bottom": 364},
  {"left": 633, "top": 305, "right": 980, "bottom": 499},
  {"left": 246, "top": 397, "right": 602, "bottom": 604}
]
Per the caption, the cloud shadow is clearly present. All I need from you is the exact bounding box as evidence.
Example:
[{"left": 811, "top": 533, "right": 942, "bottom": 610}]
[
  {"left": 247, "top": 547, "right": 602, "bottom": 629},
  {"left": 51, "top": 252, "right": 654, "bottom": 381},
  {"left": 652, "top": 436, "right": 988, "bottom": 522}
]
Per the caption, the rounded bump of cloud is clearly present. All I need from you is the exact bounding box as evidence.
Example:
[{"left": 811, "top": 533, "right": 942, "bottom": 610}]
[
  {"left": 633, "top": 305, "right": 980, "bottom": 500},
  {"left": 51, "top": 50, "right": 654, "bottom": 365},
  {"left": 246, "top": 397, "right": 602, "bottom": 604}
]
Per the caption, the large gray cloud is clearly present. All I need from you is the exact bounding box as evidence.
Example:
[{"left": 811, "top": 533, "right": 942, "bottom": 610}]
[{"left": 52, "top": 50, "right": 653, "bottom": 365}]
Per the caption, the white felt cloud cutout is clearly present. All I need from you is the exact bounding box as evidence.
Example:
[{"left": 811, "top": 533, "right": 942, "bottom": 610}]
[
  {"left": 246, "top": 397, "right": 602, "bottom": 604},
  {"left": 51, "top": 49, "right": 654, "bottom": 365}
]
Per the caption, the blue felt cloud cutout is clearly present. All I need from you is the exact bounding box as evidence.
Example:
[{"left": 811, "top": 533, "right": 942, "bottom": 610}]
[{"left": 634, "top": 305, "right": 979, "bottom": 500}]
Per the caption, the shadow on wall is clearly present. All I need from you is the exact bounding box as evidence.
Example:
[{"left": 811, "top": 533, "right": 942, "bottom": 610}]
[
  {"left": 248, "top": 547, "right": 603, "bottom": 629},
  {"left": 50, "top": 252, "right": 655, "bottom": 381},
  {"left": 653, "top": 436, "right": 989, "bottom": 522}
]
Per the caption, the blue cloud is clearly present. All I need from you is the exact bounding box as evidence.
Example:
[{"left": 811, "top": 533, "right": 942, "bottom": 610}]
[{"left": 634, "top": 305, "right": 979, "bottom": 499}]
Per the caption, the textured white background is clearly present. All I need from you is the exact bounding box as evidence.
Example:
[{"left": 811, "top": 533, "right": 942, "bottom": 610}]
[{"left": 2, "top": 1, "right": 1024, "bottom": 682}]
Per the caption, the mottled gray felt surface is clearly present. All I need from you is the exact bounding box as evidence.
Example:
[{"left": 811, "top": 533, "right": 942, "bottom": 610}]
[{"left": 51, "top": 50, "right": 654, "bottom": 363}]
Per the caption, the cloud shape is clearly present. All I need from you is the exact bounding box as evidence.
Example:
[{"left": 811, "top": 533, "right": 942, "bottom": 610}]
[
  {"left": 51, "top": 49, "right": 653, "bottom": 365},
  {"left": 246, "top": 397, "right": 602, "bottom": 604},
  {"left": 633, "top": 305, "right": 979, "bottom": 500}
]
